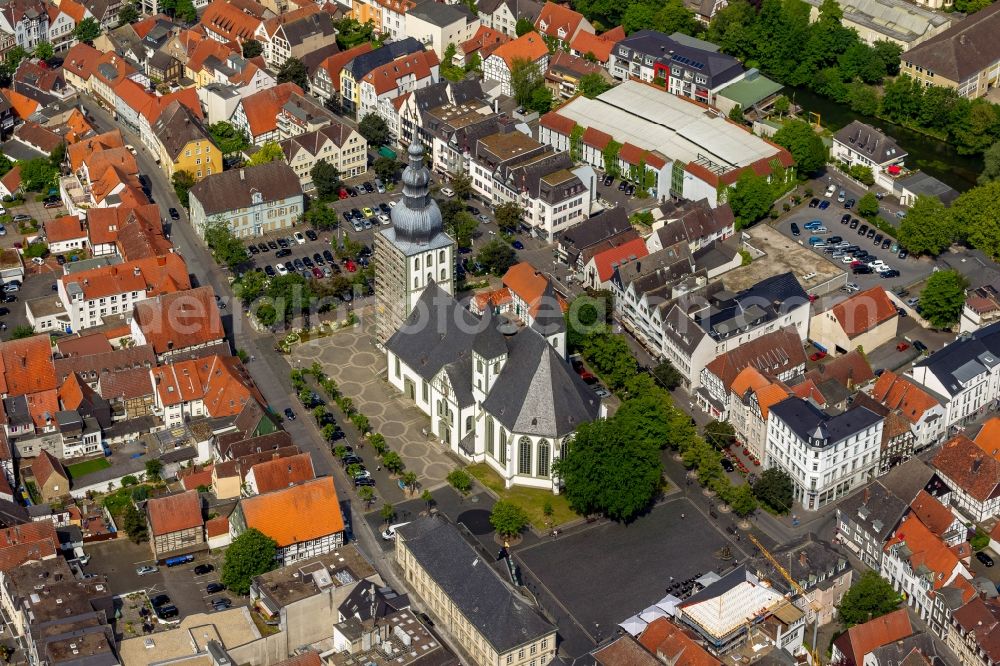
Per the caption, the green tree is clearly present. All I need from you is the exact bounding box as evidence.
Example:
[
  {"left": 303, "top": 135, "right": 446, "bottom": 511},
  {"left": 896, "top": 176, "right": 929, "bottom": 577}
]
[
  {"left": 311, "top": 160, "right": 342, "bottom": 199},
  {"left": 919, "top": 270, "right": 968, "bottom": 329},
  {"left": 23, "top": 242, "right": 48, "bottom": 259},
  {"left": 856, "top": 191, "right": 879, "bottom": 219},
  {"left": 122, "top": 502, "right": 147, "bottom": 543},
  {"left": 172, "top": 170, "right": 196, "bottom": 207},
  {"left": 527, "top": 84, "right": 553, "bottom": 114},
  {"left": 276, "top": 57, "right": 308, "bottom": 88},
  {"left": 897, "top": 195, "right": 953, "bottom": 256},
  {"left": 728, "top": 484, "right": 758, "bottom": 517},
  {"left": 174, "top": 0, "right": 196, "bottom": 22},
  {"left": 204, "top": 218, "right": 250, "bottom": 269},
  {"left": 402, "top": 470, "right": 418, "bottom": 492},
  {"left": 421, "top": 489, "right": 434, "bottom": 510},
  {"left": 73, "top": 18, "right": 101, "bottom": 44},
  {"left": 773, "top": 120, "right": 827, "bottom": 176},
  {"left": 556, "top": 418, "right": 662, "bottom": 521},
  {"left": 358, "top": 113, "right": 390, "bottom": 146},
  {"left": 476, "top": 238, "right": 517, "bottom": 276},
  {"left": 144, "top": 458, "right": 164, "bottom": 482},
  {"left": 651, "top": 361, "right": 683, "bottom": 390},
  {"left": 872, "top": 39, "right": 903, "bottom": 76},
  {"left": 450, "top": 170, "right": 473, "bottom": 199},
  {"left": 447, "top": 211, "right": 478, "bottom": 248},
  {"left": 19, "top": 158, "right": 57, "bottom": 192},
  {"left": 494, "top": 201, "right": 522, "bottom": 233},
  {"left": 510, "top": 57, "right": 543, "bottom": 108},
  {"left": 515, "top": 18, "right": 534, "bottom": 36},
  {"left": 221, "top": 528, "right": 278, "bottom": 594},
  {"left": 772, "top": 95, "right": 789, "bottom": 117},
  {"left": 704, "top": 420, "right": 736, "bottom": 449},
  {"left": 447, "top": 469, "right": 472, "bottom": 495},
  {"left": 304, "top": 201, "right": 339, "bottom": 230},
  {"left": 380, "top": 503, "right": 396, "bottom": 525},
  {"left": 359, "top": 486, "right": 376, "bottom": 509},
  {"left": 33, "top": 41, "right": 53, "bottom": 61},
  {"left": 727, "top": 170, "right": 773, "bottom": 229},
  {"left": 753, "top": 468, "right": 794, "bottom": 513},
  {"left": 247, "top": 141, "right": 284, "bottom": 166},
  {"left": 208, "top": 121, "right": 249, "bottom": 156},
  {"left": 847, "top": 81, "right": 881, "bottom": 116},
  {"left": 490, "top": 500, "right": 529, "bottom": 537},
  {"left": 118, "top": 3, "right": 138, "bottom": 26},
  {"left": 9, "top": 325, "right": 34, "bottom": 340},
  {"left": 837, "top": 570, "right": 902, "bottom": 626},
  {"left": 728, "top": 104, "right": 744, "bottom": 123},
  {"left": 242, "top": 39, "right": 263, "bottom": 58},
  {"left": 954, "top": 181, "right": 1000, "bottom": 258},
  {"left": 382, "top": 450, "right": 405, "bottom": 473},
  {"left": 374, "top": 156, "right": 397, "bottom": 182},
  {"left": 979, "top": 141, "right": 1000, "bottom": 185},
  {"left": 578, "top": 72, "right": 612, "bottom": 99},
  {"left": 581, "top": 331, "right": 638, "bottom": 390}
]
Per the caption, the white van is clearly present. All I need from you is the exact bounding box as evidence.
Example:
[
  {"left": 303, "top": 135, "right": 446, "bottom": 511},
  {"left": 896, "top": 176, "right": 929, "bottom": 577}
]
[
  {"left": 824, "top": 184, "right": 837, "bottom": 198},
  {"left": 381, "top": 521, "right": 411, "bottom": 540}
]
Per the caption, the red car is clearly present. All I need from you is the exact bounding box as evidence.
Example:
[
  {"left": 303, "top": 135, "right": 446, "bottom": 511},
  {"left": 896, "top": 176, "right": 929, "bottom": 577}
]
[
  {"left": 345, "top": 260, "right": 357, "bottom": 272},
  {"left": 809, "top": 351, "right": 827, "bottom": 361},
  {"left": 338, "top": 188, "right": 349, "bottom": 200},
  {"left": 896, "top": 341, "right": 910, "bottom": 351}
]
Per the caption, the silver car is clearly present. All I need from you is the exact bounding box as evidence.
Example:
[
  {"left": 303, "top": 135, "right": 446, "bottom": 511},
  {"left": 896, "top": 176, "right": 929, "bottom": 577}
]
[{"left": 136, "top": 565, "right": 158, "bottom": 576}]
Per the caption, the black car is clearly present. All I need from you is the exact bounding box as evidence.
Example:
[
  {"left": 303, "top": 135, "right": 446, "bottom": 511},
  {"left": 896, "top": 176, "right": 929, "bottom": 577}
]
[
  {"left": 323, "top": 250, "right": 335, "bottom": 262},
  {"left": 977, "top": 551, "right": 995, "bottom": 567},
  {"left": 157, "top": 605, "right": 179, "bottom": 619},
  {"left": 873, "top": 234, "right": 883, "bottom": 245},
  {"left": 257, "top": 242, "right": 268, "bottom": 252},
  {"left": 790, "top": 222, "right": 800, "bottom": 237},
  {"left": 211, "top": 597, "right": 232, "bottom": 609},
  {"left": 348, "top": 187, "right": 358, "bottom": 197},
  {"left": 305, "top": 230, "right": 318, "bottom": 241},
  {"left": 168, "top": 208, "right": 180, "bottom": 221},
  {"left": 343, "top": 455, "right": 363, "bottom": 466},
  {"left": 721, "top": 459, "right": 735, "bottom": 472},
  {"left": 828, "top": 236, "right": 842, "bottom": 244},
  {"left": 881, "top": 238, "right": 892, "bottom": 249},
  {"left": 150, "top": 594, "right": 171, "bottom": 607},
  {"left": 898, "top": 249, "right": 909, "bottom": 260},
  {"left": 351, "top": 208, "right": 363, "bottom": 220},
  {"left": 293, "top": 258, "right": 305, "bottom": 271},
  {"left": 853, "top": 266, "right": 873, "bottom": 274},
  {"left": 248, "top": 245, "right": 259, "bottom": 255},
  {"left": 355, "top": 477, "right": 375, "bottom": 487},
  {"left": 844, "top": 198, "right": 855, "bottom": 209},
  {"left": 808, "top": 198, "right": 820, "bottom": 208},
  {"left": 849, "top": 219, "right": 859, "bottom": 229},
  {"left": 284, "top": 407, "right": 296, "bottom": 420},
  {"left": 857, "top": 224, "right": 868, "bottom": 235},
  {"left": 267, "top": 240, "right": 278, "bottom": 250},
  {"left": 618, "top": 181, "right": 627, "bottom": 191},
  {"left": 468, "top": 206, "right": 480, "bottom": 216},
  {"left": 302, "top": 257, "right": 314, "bottom": 268},
  {"left": 1, "top": 294, "right": 16, "bottom": 303},
  {"left": 264, "top": 265, "right": 276, "bottom": 277},
  {"left": 275, "top": 248, "right": 291, "bottom": 258},
  {"left": 313, "top": 253, "right": 325, "bottom": 265},
  {"left": 343, "top": 211, "right": 353, "bottom": 223},
  {"left": 379, "top": 203, "right": 391, "bottom": 214},
  {"left": 866, "top": 228, "right": 877, "bottom": 238},
  {"left": 913, "top": 340, "right": 928, "bottom": 353},
  {"left": 625, "top": 183, "right": 636, "bottom": 195},
  {"left": 194, "top": 564, "right": 214, "bottom": 575},
  {"left": 284, "top": 261, "right": 294, "bottom": 273},
  {"left": 277, "top": 237, "right": 289, "bottom": 248},
  {"left": 603, "top": 174, "right": 614, "bottom": 186},
  {"left": 0, "top": 308, "right": 11, "bottom": 317},
  {"left": 881, "top": 269, "right": 901, "bottom": 278}
]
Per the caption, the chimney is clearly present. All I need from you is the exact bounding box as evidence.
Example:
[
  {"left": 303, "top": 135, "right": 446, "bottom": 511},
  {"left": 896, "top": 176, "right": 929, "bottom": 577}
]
[
  {"left": 863, "top": 487, "right": 870, "bottom": 505},
  {"left": 133, "top": 266, "right": 141, "bottom": 276},
  {"left": 798, "top": 551, "right": 807, "bottom": 567}
]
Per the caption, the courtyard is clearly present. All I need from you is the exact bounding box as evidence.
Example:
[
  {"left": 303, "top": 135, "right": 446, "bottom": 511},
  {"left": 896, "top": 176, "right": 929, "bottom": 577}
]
[{"left": 289, "top": 311, "right": 456, "bottom": 490}]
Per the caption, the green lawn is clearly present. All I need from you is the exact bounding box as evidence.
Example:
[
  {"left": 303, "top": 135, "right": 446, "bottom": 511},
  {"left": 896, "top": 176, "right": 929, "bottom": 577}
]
[
  {"left": 467, "top": 463, "right": 578, "bottom": 529},
  {"left": 67, "top": 458, "right": 111, "bottom": 478}
]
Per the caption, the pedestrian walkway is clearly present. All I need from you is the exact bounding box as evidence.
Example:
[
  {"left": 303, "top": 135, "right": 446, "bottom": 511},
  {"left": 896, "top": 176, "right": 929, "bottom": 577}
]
[{"left": 290, "top": 314, "right": 455, "bottom": 491}]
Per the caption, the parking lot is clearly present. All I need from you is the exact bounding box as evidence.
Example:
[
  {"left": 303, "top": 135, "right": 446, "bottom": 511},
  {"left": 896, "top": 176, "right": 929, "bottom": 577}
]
[
  {"left": 85, "top": 539, "right": 239, "bottom": 623},
  {"left": 774, "top": 195, "right": 935, "bottom": 297}
]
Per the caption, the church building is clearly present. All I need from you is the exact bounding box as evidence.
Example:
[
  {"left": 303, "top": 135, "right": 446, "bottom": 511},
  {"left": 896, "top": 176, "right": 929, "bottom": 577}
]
[{"left": 378, "top": 141, "right": 602, "bottom": 492}]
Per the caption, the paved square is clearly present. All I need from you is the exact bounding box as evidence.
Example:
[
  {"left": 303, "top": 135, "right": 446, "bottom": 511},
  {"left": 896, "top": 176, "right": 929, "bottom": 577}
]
[
  {"left": 516, "top": 496, "right": 745, "bottom": 643},
  {"left": 290, "top": 310, "right": 456, "bottom": 489}
]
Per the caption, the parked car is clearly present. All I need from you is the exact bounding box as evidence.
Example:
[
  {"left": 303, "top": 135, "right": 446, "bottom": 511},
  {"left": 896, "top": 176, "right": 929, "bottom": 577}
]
[
  {"left": 157, "top": 605, "right": 179, "bottom": 619},
  {"left": 169, "top": 208, "right": 180, "bottom": 221},
  {"left": 898, "top": 249, "right": 909, "bottom": 260},
  {"left": 880, "top": 269, "right": 900, "bottom": 278},
  {"left": 136, "top": 566, "right": 158, "bottom": 576},
  {"left": 824, "top": 184, "right": 837, "bottom": 197},
  {"left": 808, "top": 198, "right": 820, "bottom": 208},
  {"left": 977, "top": 551, "right": 995, "bottom": 567},
  {"left": 194, "top": 564, "right": 214, "bottom": 575},
  {"left": 43, "top": 200, "right": 61, "bottom": 209},
  {"left": 293, "top": 232, "right": 306, "bottom": 244},
  {"left": 355, "top": 477, "right": 375, "bottom": 487},
  {"left": 844, "top": 198, "right": 855, "bottom": 209},
  {"left": 818, "top": 200, "right": 830, "bottom": 210},
  {"left": 721, "top": 459, "right": 735, "bottom": 472},
  {"left": 440, "top": 187, "right": 455, "bottom": 197},
  {"left": 283, "top": 407, "right": 296, "bottom": 420},
  {"left": 603, "top": 174, "right": 614, "bottom": 187},
  {"left": 840, "top": 214, "right": 851, "bottom": 224},
  {"left": 896, "top": 342, "right": 910, "bottom": 352},
  {"left": 150, "top": 594, "right": 171, "bottom": 607},
  {"left": 211, "top": 598, "right": 232, "bottom": 610},
  {"left": 276, "top": 263, "right": 289, "bottom": 276},
  {"left": 305, "top": 230, "right": 318, "bottom": 241},
  {"left": 512, "top": 240, "right": 524, "bottom": 250},
  {"left": 849, "top": 219, "right": 859, "bottom": 229},
  {"left": 809, "top": 351, "right": 827, "bottom": 361},
  {"left": 790, "top": 223, "right": 800, "bottom": 236},
  {"left": 913, "top": 340, "right": 928, "bottom": 353}
]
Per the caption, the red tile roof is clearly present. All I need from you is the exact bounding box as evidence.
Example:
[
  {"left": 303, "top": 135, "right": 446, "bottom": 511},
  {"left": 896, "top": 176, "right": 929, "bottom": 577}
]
[
  {"left": 932, "top": 434, "right": 1000, "bottom": 502},
  {"left": 702, "top": 326, "right": 807, "bottom": 391},
  {"left": 63, "top": 42, "right": 101, "bottom": 81},
  {"left": 317, "top": 42, "right": 374, "bottom": 92},
  {"left": 831, "top": 286, "right": 897, "bottom": 338},
  {"left": 44, "top": 215, "right": 87, "bottom": 244},
  {"left": 239, "top": 477, "right": 344, "bottom": 547},
  {"left": 200, "top": 0, "right": 263, "bottom": 43},
  {"left": 179, "top": 464, "right": 215, "bottom": 491},
  {"left": 0, "top": 335, "right": 57, "bottom": 397},
  {"left": 491, "top": 31, "right": 548, "bottom": 69},
  {"left": 56, "top": 333, "right": 113, "bottom": 357},
  {"left": 61, "top": 253, "right": 190, "bottom": 301},
  {"left": 834, "top": 609, "right": 912, "bottom": 666},
  {"left": 885, "top": 513, "right": 967, "bottom": 591},
  {"left": 133, "top": 286, "right": 224, "bottom": 356},
  {"left": 582, "top": 125, "right": 612, "bottom": 150},
  {"left": 68, "top": 129, "right": 124, "bottom": 172},
  {"left": 32, "top": 450, "right": 68, "bottom": 489},
  {"left": 249, "top": 452, "right": 315, "bottom": 494},
  {"left": 152, "top": 354, "right": 264, "bottom": 418},
  {"left": 460, "top": 25, "right": 511, "bottom": 60},
  {"left": 539, "top": 110, "right": 576, "bottom": 135},
  {"left": 146, "top": 490, "right": 203, "bottom": 536},
  {"left": 0, "top": 521, "right": 58, "bottom": 571},
  {"left": 974, "top": 417, "right": 1000, "bottom": 460},
  {"left": 569, "top": 26, "right": 622, "bottom": 63},
  {"left": 638, "top": 618, "right": 721, "bottom": 666},
  {"left": 589, "top": 237, "right": 648, "bottom": 283},
  {"left": 186, "top": 38, "right": 236, "bottom": 75},
  {"left": 909, "top": 490, "right": 957, "bottom": 539},
  {"left": 2, "top": 88, "right": 38, "bottom": 119},
  {"left": 501, "top": 261, "right": 567, "bottom": 317},
  {"left": 238, "top": 82, "right": 302, "bottom": 138},
  {"left": 869, "top": 370, "right": 939, "bottom": 425},
  {"left": 535, "top": 2, "right": 586, "bottom": 40},
  {"left": 362, "top": 50, "right": 439, "bottom": 96}
]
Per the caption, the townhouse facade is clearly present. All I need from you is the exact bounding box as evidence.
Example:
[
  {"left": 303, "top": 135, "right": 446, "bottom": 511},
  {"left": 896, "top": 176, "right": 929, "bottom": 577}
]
[
  {"left": 189, "top": 162, "right": 304, "bottom": 239},
  {"left": 279, "top": 122, "right": 368, "bottom": 190}
]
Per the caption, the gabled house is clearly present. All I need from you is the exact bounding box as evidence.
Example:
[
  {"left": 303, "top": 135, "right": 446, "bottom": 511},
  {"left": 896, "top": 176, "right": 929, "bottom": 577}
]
[
  {"left": 30, "top": 451, "right": 69, "bottom": 502},
  {"left": 483, "top": 31, "right": 548, "bottom": 96},
  {"left": 831, "top": 609, "right": 913, "bottom": 666},
  {"left": 810, "top": 286, "right": 899, "bottom": 357},
  {"left": 569, "top": 26, "right": 624, "bottom": 68},
  {"left": 254, "top": 6, "right": 336, "bottom": 70},
  {"left": 145, "top": 489, "right": 205, "bottom": 558},
  {"left": 244, "top": 452, "right": 315, "bottom": 495},
  {"left": 358, "top": 50, "right": 440, "bottom": 135},
  {"left": 152, "top": 99, "right": 221, "bottom": 181},
  {"left": 868, "top": 369, "right": 945, "bottom": 451},
  {"left": 0, "top": 0, "right": 50, "bottom": 50},
  {"left": 199, "top": 0, "right": 263, "bottom": 44},
  {"left": 131, "top": 286, "right": 226, "bottom": 362},
  {"left": 231, "top": 477, "right": 344, "bottom": 565},
  {"left": 932, "top": 431, "right": 1000, "bottom": 522},
  {"left": 477, "top": 0, "right": 541, "bottom": 37},
  {"left": 279, "top": 122, "right": 368, "bottom": 189},
  {"left": 151, "top": 354, "right": 264, "bottom": 428},
  {"left": 534, "top": 2, "right": 592, "bottom": 49}
]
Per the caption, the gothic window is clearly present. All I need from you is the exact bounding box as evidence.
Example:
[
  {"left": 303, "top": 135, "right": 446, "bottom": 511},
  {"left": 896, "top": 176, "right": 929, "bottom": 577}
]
[
  {"left": 538, "top": 440, "right": 550, "bottom": 477},
  {"left": 518, "top": 437, "right": 532, "bottom": 475},
  {"left": 439, "top": 250, "right": 445, "bottom": 262},
  {"left": 499, "top": 428, "right": 507, "bottom": 463},
  {"left": 465, "top": 415, "right": 473, "bottom": 433},
  {"left": 440, "top": 268, "right": 446, "bottom": 280},
  {"left": 414, "top": 276, "right": 419, "bottom": 289},
  {"left": 414, "top": 257, "right": 421, "bottom": 270},
  {"left": 560, "top": 438, "right": 569, "bottom": 462},
  {"left": 486, "top": 417, "right": 495, "bottom": 456}
]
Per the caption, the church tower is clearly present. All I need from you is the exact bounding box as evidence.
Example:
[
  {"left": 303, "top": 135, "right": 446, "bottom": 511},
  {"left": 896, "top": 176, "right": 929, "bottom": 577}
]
[{"left": 374, "top": 140, "right": 456, "bottom": 345}]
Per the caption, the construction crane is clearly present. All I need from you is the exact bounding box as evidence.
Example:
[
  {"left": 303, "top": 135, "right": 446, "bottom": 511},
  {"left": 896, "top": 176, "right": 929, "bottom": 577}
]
[{"left": 747, "top": 534, "right": 823, "bottom": 666}]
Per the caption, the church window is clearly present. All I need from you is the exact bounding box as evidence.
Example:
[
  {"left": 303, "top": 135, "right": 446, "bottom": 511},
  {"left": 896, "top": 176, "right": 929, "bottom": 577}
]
[
  {"left": 538, "top": 440, "right": 550, "bottom": 477},
  {"left": 441, "top": 268, "right": 447, "bottom": 280},
  {"left": 499, "top": 429, "right": 507, "bottom": 463},
  {"left": 422, "top": 381, "right": 428, "bottom": 402},
  {"left": 494, "top": 362, "right": 501, "bottom": 373},
  {"left": 518, "top": 437, "right": 532, "bottom": 475},
  {"left": 465, "top": 415, "right": 473, "bottom": 433},
  {"left": 414, "top": 257, "right": 420, "bottom": 270},
  {"left": 560, "top": 438, "right": 569, "bottom": 462},
  {"left": 394, "top": 356, "right": 400, "bottom": 378},
  {"left": 414, "top": 276, "right": 419, "bottom": 289},
  {"left": 486, "top": 417, "right": 495, "bottom": 456},
  {"left": 439, "top": 250, "right": 445, "bottom": 262},
  {"left": 477, "top": 359, "right": 483, "bottom": 372}
]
